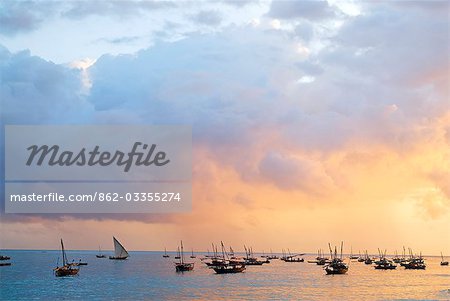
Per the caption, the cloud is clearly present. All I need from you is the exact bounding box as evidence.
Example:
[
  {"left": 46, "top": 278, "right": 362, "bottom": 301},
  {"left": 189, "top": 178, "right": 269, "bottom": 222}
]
[
  {"left": 221, "top": 0, "right": 258, "bottom": 8},
  {"left": 293, "top": 21, "right": 315, "bottom": 42},
  {"left": 0, "top": 1, "right": 59, "bottom": 36},
  {"left": 414, "top": 188, "right": 450, "bottom": 220},
  {"left": 0, "top": 1, "right": 178, "bottom": 36},
  {"left": 189, "top": 10, "right": 222, "bottom": 26},
  {"left": 268, "top": 0, "right": 336, "bottom": 20},
  {"left": 62, "top": 1, "right": 177, "bottom": 19},
  {"left": 97, "top": 35, "right": 142, "bottom": 45},
  {"left": 258, "top": 152, "right": 334, "bottom": 194},
  {"left": 0, "top": 45, "right": 92, "bottom": 124},
  {"left": 1, "top": 1, "right": 449, "bottom": 232}
]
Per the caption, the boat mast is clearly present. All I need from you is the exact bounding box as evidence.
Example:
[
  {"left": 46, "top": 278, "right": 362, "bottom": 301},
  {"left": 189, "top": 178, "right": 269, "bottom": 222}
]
[
  {"left": 61, "top": 239, "right": 67, "bottom": 266},
  {"left": 180, "top": 240, "right": 184, "bottom": 264},
  {"left": 221, "top": 241, "right": 227, "bottom": 260},
  {"left": 328, "top": 243, "right": 333, "bottom": 259}
]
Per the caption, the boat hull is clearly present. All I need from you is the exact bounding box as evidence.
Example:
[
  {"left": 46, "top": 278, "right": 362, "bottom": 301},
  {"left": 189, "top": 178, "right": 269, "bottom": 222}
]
[
  {"left": 54, "top": 266, "right": 79, "bottom": 277},
  {"left": 325, "top": 267, "right": 348, "bottom": 275},
  {"left": 175, "top": 263, "right": 194, "bottom": 272},
  {"left": 404, "top": 265, "right": 426, "bottom": 270},
  {"left": 212, "top": 265, "right": 246, "bottom": 274},
  {"left": 440, "top": 262, "right": 449, "bottom": 266},
  {"left": 374, "top": 266, "right": 396, "bottom": 270},
  {"left": 245, "top": 261, "right": 264, "bottom": 265}
]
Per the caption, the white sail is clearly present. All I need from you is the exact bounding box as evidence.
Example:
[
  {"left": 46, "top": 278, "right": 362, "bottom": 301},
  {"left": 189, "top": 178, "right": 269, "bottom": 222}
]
[{"left": 113, "top": 236, "right": 129, "bottom": 258}]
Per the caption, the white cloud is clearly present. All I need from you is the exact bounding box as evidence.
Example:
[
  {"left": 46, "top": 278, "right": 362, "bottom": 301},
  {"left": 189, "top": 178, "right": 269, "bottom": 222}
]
[
  {"left": 270, "top": 19, "right": 281, "bottom": 29},
  {"left": 296, "top": 76, "right": 315, "bottom": 84}
]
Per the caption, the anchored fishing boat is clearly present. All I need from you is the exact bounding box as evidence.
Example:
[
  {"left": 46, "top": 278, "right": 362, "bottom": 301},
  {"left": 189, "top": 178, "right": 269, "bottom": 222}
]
[
  {"left": 190, "top": 249, "right": 196, "bottom": 259},
  {"left": 441, "top": 252, "right": 449, "bottom": 266},
  {"left": 163, "top": 247, "right": 170, "bottom": 258},
  {"left": 403, "top": 249, "right": 426, "bottom": 270},
  {"left": 281, "top": 249, "right": 305, "bottom": 262},
  {"left": 357, "top": 251, "right": 365, "bottom": 262},
  {"left": 267, "top": 249, "right": 279, "bottom": 260},
  {"left": 213, "top": 264, "right": 246, "bottom": 274},
  {"left": 96, "top": 246, "right": 106, "bottom": 258},
  {"left": 54, "top": 239, "right": 79, "bottom": 277},
  {"left": 109, "top": 236, "right": 129, "bottom": 260},
  {"left": 175, "top": 247, "right": 181, "bottom": 259},
  {"left": 324, "top": 242, "right": 349, "bottom": 275},
  {"left": 317, "top": 249, "right": 329, "bottom": 265},
  {"left": 349, "top": 246, "right": 359, "bottom": 260},
  {"left": 75, "top": 259, "right": 88, "bottom": 266},
  {"left": 209, "top": 242, "right": 246, "bottom": 274},
  {"left": 175, "top": 241, "right": 194, "bottom": 272},
  {"left": 374, "top": 249, "right": 396, "bottom": 270},
  {"left": 0, "top": 254, "right": 11, "bottom": 266},
  {"left": 392, "top": 250, "right": 402, "bottom": 263},
  {"left": 364, "top": 250, "right": 373, "bottom": 265},
  {"left": 403, "top": 257, "right": 426, "bottom": 270},
  {"left": 202, "top": 243, "right": 227, "bottom": 267},
  {"left": 244, "top": 246, "right": 265, "bottom": 265}
]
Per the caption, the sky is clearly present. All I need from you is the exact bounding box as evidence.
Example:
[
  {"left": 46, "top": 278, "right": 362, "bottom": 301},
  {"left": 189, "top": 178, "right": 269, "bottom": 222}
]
[{"left": 0, "top": 0, "right": 449, "bottom": 255}]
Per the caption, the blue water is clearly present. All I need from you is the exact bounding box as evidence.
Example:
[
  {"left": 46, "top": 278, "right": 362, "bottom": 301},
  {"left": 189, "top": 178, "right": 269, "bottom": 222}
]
[{"left": 0, "top": 250, "right": 449, "bottom": 300}]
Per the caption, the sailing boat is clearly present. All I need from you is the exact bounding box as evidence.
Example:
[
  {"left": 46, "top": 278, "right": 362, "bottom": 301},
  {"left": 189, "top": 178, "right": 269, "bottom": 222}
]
[
  {"left": 440, "top": 252, "right": 449, "bottom": 266},
  {"left": 109, "top": 236, "right": 129, "bottom": 260},
  {"left": 281, "top": 248, "right": 305, "bottom": 262},
  {"left": 267, "top": 249, "right": 278, "bottom": 260},
  {"left": 349, "top": 246, "right": 359, "bottom": 260},
  {"left": 374, "top": 248, "right": 396, "bottom": 270},
  {"left": 392, "top": 250, "right": 401, "bottom": 263},
  {"left": 0, "top": 254, "right": 11, "bottom": 266},
  {"left": 209, "top": 241, "right": 246, "bottom": 274},
  {"left": 190, "top": 249, "right": 196, "bottom": 259},
  {"left": 163, "top": 247, "right": 170, "bottom": 258},
  {"left": 324, "top": 242, "right": 349, "bottom": 275},
  {"left": 244, "top": 246, "right": 264, "bottom": 265},
  {"left": 96, "top": 246, "right": 106, "bottom": 258},
  {"left": 54, "top": 239, "right": 79, "bottom": 277},
  {"left": 364, "top": 250, "right": 373, "bottom": 265},
  {"left": 175, "top": 240, "right": 194, "bottom": 272},
  {"left": 174, "top": 247, "right": 181, "bottom": 259},
  {"left": 403, "top": 249, "right": 426, "bottom": 269}
]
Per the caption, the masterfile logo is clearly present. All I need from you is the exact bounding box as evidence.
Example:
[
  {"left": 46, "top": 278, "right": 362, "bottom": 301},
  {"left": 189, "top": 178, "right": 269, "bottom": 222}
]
[
  {"left": 26, "top": 142, "right": 170, "bottom": 172},
  {"left": 6, "top": 125, "right": 191, "bottom": 181},
  {"left": 5, "top": 125, "right": 192, "bottom": 214}
]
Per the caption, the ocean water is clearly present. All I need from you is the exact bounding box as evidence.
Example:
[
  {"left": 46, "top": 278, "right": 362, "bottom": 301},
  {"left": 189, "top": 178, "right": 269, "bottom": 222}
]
[{"left": 0, "top": 250, "right": 449, "bottom": 301}]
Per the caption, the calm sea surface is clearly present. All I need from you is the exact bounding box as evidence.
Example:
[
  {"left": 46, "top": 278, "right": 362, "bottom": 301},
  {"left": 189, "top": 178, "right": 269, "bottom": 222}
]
[{"left": 0, "top": 250, "right": 449, "bottom": 300}]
